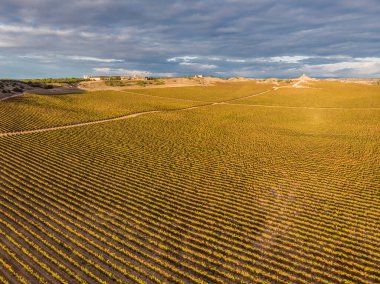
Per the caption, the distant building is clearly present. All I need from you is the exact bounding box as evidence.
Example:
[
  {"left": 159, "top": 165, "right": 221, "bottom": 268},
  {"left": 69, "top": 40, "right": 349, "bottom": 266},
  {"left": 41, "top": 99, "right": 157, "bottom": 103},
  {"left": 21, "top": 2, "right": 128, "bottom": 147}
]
[
  {"left": 131, "top": 75, "right": 147, "bottom": 80},
  {"left": 194, "top": 74, "right": 203, "bottom": 78},
  {"left": 83, "top": 75, "right": 102, "bottom": 81},
  {"left": 120, "top": 76, "right": 131, "bottom": 80}
]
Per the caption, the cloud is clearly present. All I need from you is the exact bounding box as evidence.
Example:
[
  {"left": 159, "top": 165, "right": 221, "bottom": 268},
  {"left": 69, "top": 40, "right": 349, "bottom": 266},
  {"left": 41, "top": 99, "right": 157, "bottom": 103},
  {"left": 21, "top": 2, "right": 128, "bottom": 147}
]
[
  {"left": 167, "top": 55, "right": 311, "bottom": 65},
  {"left": 179, "top": 62, "right": 218, "bottom": 70},
  {"left": 167, "top": 56, "right": 218, "bottom": 71},
  {"left": 1, "top": 1, "right": 379, "bottom": 78},
  {"left": 302, "top": 57, "right": 380, "bottom": 76},
  {"left": 93, "top": 68, "right": 151, "bottom": 76},
  {"left": 167, "top": 54, "right": 380, "bottom": 77},
  {"left": 258, "top": 56, "right": 311, "bottom": 64},
  {"left": 19, "top": 54, "right": 123, "bottom": 63},
  {"left": 19, "top": 55, "right": 48, "bottom": 60},
  {"left": 167, "top": 56, "right": 199, "bottom": 63},
  {"left": 67, "top": 56, "right": 123, "bottom": 63},
  {"left": 0, "top": 24, "right": 73, "bottom": 36},
  {"left": 225, "top": 58, "right": 246, "bottom": 63},
  {"left": 92, "top": 67, "right": 176, "bottom": 77}
]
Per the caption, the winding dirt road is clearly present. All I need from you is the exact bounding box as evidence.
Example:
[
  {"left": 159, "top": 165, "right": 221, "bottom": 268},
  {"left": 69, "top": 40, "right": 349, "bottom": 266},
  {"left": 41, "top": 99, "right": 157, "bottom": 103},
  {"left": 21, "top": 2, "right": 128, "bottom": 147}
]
[
  {"left": 0, "top": 110, "right": 159, "bottom": 137},
  {"left": 0, "top": 89, "right": 272, "bottom": 138},
  {"left": 0, "top": 93, "right": 24, "bottom": 101},
  {"left": 0, "top": 102, "right": 217, "bottom": 138},
  {"left": 1, "top": 86, "right": 379, "bottom": 138},
  {"left": 120, "top": 89, "right": 273, "bottom": 104},
  {"left": 121, "top": 88, "right": 380, "bottom": 110}
]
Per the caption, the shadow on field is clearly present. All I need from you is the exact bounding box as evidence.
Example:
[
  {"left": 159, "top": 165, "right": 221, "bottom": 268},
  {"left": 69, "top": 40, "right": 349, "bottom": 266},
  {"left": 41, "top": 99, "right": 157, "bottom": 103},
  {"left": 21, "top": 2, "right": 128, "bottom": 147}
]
[
  {"left": 26, "top": 85, "right": 86, "bottom": 96},
  {"left": 1, "top": 80, "right": 86, "bottom": 101}
]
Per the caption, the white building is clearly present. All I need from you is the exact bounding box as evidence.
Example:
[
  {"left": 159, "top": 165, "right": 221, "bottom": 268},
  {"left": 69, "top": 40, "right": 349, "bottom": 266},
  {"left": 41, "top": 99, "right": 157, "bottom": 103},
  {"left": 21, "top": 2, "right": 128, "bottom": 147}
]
[{"left": 83, "top": 75, "right": 102, "bottom": 81}]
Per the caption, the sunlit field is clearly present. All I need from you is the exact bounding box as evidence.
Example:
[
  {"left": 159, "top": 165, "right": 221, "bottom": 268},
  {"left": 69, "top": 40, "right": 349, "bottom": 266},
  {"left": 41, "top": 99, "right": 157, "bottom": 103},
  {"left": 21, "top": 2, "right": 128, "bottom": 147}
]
[
  {"left": 0, "top": 81, "right": 379, "bottom": 283},
  {"left": 235, "top": 81, "right": 380, "bottom": 108}
]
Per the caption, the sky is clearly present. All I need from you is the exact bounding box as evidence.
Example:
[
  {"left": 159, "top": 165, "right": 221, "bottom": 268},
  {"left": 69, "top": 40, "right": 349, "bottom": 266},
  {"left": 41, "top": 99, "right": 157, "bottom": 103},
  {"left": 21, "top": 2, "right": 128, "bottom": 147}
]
[{"left": 0, "top": 0, "right": 379, "bottom": 78}]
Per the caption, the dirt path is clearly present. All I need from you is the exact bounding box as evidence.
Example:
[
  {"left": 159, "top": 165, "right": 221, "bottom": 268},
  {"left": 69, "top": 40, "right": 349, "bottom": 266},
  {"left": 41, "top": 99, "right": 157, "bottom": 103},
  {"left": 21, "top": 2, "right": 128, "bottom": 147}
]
[
  {"left": 2, "top": 86, "right": 379, "bottom": 138},
  {"left": 0, "top": 110, "right": 160, "bottom": 138},
  {"left": 0, "top": 103, "right": 214, "bottom": 138},
  {"left": 121, "top": 88, "right": 379, "bottom": 110},
  {"left": 0, "top": 93, "right": 24, "bottom": 101},
  {"left": 220, "top": 102, "right": 380, "bottom": 110},
  {"left": 0, "top": 87, "right": 259, "bottom": 138},
  {"left": 122, "top": 87, "right": 380, "bottom": 110},
  {"left": 120, "top": 88, "right": 273, "bottom": 104},
  {"left": 223, "top": 89, "right": 273, "bottom": 102}
]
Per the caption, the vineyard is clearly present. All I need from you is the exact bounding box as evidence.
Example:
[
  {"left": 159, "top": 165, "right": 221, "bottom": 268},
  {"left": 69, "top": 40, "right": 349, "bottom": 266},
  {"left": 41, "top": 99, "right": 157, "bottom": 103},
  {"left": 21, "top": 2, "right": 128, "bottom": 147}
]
[{"left": 0, "top": 81, "right": 379, "bottom": 283}]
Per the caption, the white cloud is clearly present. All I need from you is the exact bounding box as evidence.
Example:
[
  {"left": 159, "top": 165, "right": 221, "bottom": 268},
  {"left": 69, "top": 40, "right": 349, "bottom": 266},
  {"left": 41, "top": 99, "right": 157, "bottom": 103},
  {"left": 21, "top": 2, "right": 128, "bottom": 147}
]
[
  {"left": 167, "top": 55, "right": 218, "bottom": 70},
  {"left": 67, "top": 56, "right": 123, "bottom": 63},
  {"left": 167, "top": 54, "right": 380, "bottom": 77},
  {"left": 168, "top": 55, "right": 243, "bottom": 63},
  {"left": 0, "top": 24, "right": 73, "bottom": 36},
  {"left": 167, "top": 55, "right": 311, "bottom": 65},
  {"left": 302, "top": 57, "right": 380, "bottom": 76},
  {"left": 19, "top": 54, "right": 123, "bottom": 63},
  {"left": 225, "top": 58, "right": 247, "bottom": 63},
  {"left": 92, "top": 68, "right": 176, "bottom": 77},
  {"left": 257, "top": 56, "right": 311, "bottom": 64},
  {"left": 197, "top": 64, "right": 218, "bottom": 70},
  {"left": 18, "top": 54, "right": 57, "bottom": 63},
  {"left": 0, "top": 24, "right": 125, "bottom": 47},
  {"left": 167, "top": 56, "right": 198, "bottom": 62},
  {"left": 93, "top": 68, "right": 151, "bottom": 76},
  {"left": 322, "top": 55, "right": 352, "bottom": 60},
  {"left": 179, "top": 62, "right": 218, "bottom": 69},
  {"left": 357, "top": 57, "right": 380, "bottom": 63}
]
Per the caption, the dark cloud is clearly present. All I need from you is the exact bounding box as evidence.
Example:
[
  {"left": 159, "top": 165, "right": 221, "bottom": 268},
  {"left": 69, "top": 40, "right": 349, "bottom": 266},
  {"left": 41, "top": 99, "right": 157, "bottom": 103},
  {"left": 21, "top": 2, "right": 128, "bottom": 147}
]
[{"left": 0, "top": 0, "right": 379, "bottom": 78}]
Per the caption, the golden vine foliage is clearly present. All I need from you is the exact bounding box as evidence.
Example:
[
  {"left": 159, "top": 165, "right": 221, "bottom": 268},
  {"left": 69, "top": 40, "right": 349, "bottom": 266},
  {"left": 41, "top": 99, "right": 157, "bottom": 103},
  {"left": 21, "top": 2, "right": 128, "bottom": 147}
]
[{"left": 0, "top": 81, "right": 379, "bottom": 283}]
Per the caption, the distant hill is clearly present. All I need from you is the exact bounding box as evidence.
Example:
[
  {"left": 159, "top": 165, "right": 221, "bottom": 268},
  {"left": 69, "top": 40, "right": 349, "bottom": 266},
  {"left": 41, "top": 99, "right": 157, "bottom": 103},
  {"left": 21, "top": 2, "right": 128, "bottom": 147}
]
[{"left": 0, "top": 79, "right": 83, "bottom": 100}]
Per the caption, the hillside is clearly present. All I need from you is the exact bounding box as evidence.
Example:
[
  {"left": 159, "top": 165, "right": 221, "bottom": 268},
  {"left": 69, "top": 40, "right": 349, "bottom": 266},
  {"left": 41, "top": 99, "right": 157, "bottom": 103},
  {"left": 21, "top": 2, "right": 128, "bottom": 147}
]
[
  {"left": 0, "top": 80, "right": 83, "bottom": 101},
  {"left": 0, "top": 81, "right": 379, "bottom": 283}
]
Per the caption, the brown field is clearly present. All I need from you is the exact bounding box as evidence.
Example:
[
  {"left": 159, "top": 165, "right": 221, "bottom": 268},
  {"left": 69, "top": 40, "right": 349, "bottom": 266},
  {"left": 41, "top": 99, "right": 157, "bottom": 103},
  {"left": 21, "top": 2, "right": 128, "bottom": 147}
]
[{"left": 0, "top": 80, "right": 379, "bottom": 283}]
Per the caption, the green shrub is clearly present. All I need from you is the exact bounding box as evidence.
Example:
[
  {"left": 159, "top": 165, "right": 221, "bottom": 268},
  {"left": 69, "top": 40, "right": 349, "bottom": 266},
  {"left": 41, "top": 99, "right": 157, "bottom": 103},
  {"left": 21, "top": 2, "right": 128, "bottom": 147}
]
[
  {"left": 22, "top": 78, "right": 88, "bottom": 84},
  {"left": 105, "top": 80, "right": 126, "bottom": 87}
]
